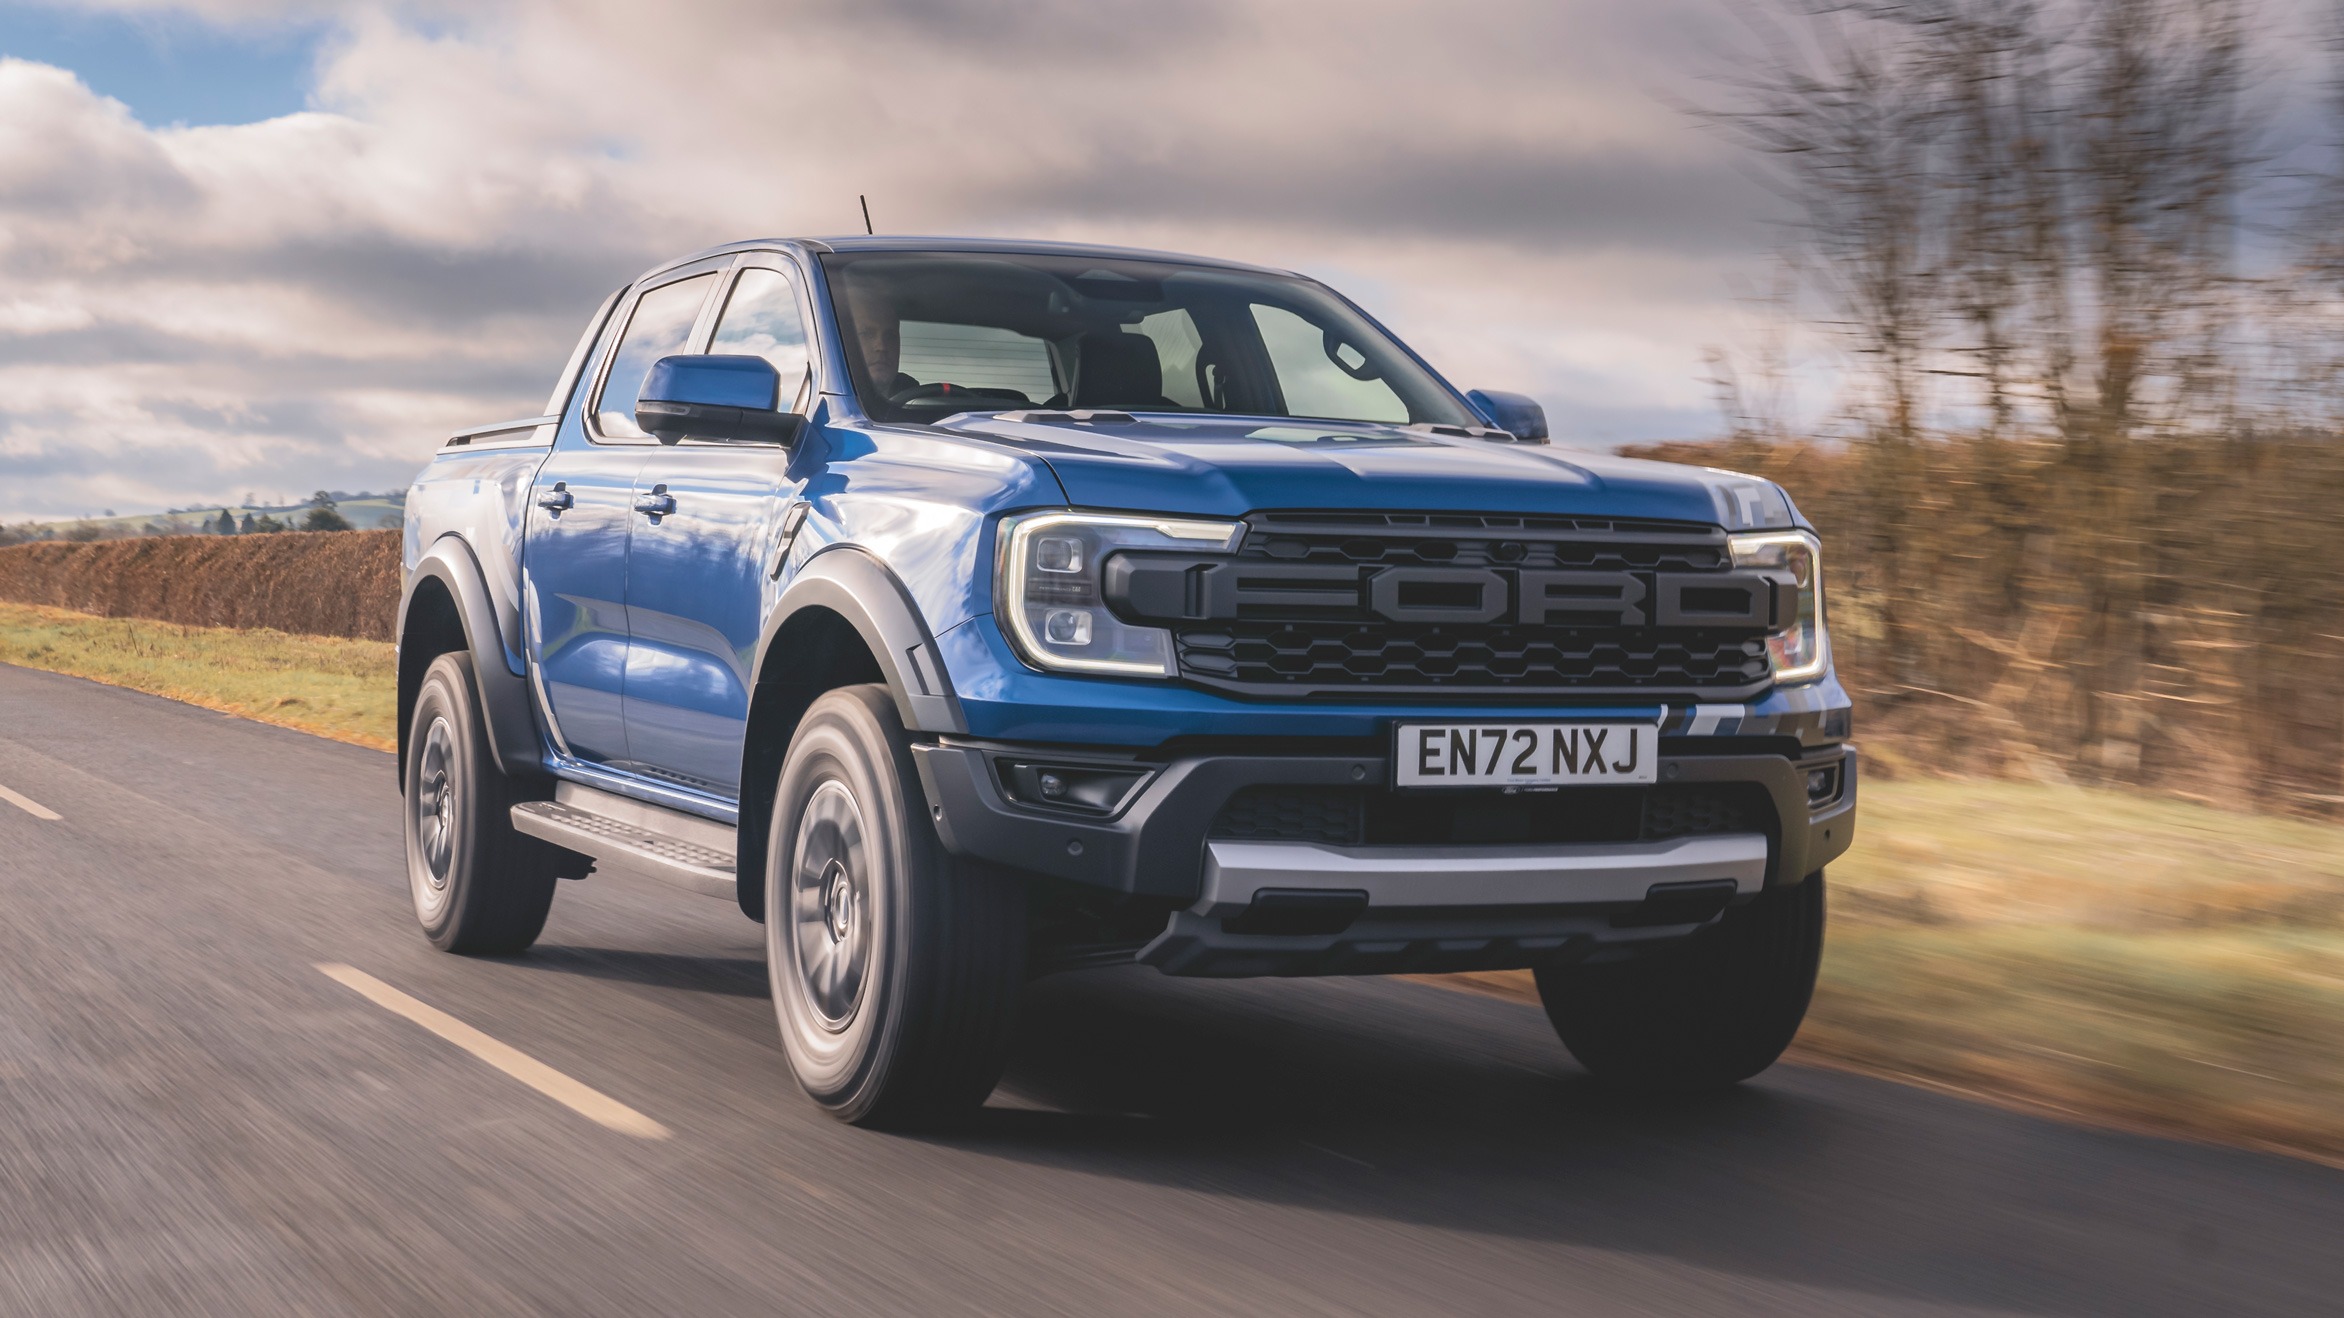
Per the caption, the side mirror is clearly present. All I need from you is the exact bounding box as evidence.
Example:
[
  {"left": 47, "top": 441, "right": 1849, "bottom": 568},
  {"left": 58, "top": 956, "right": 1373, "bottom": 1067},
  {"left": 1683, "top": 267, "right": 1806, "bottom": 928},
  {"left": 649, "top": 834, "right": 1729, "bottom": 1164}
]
[
  {"left": 636, "top": 355, "right": 805, "bottom": 446},
  {"left": 1465, "top": 389, "right": 1549, "bottom": 444}
]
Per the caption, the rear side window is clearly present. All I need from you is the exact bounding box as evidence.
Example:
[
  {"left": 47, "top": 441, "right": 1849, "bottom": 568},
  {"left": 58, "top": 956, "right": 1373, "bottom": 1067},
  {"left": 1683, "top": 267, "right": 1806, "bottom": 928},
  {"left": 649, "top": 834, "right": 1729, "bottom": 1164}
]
[
  {"left": 546, "top": 287, "right": 623, "bottom": 417},
  {"left": 1251, "top": 304, "right": 1408, "bottom": 423},
  {"left": 595, "top": 273, "right": 717, "bottom": 438},
  {"left": 898, "top": 321, "right": 1058, "bottom": 403},
  {"left": 1124, "top": 310, "right": 1207, "bottom": 408},
  {"left": 710, "top": 266, "right": 813, "bottom": 412}
]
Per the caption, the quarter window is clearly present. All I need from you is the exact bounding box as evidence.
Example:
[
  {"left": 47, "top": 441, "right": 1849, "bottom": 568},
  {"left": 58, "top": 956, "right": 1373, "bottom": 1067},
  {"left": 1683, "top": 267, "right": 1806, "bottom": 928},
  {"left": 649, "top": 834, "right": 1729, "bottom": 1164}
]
[
  {"left": 1251, "top": 304, "right": 1408, "bottom": 424},
  {"left": 596, "top": 273, "right": 717, "bottom": 438},
  {"left": 710, "top": 267, "right": 812, "bottom": 412}
]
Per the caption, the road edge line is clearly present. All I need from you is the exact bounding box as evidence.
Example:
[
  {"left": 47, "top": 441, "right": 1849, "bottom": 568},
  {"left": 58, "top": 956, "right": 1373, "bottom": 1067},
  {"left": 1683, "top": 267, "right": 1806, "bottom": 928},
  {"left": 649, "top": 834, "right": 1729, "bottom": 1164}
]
[
  {"left": 0, "top": 781, "right": 61, "bottom": 820},
  {"left": 315, "top": 963, "right": 671, "bottom": 1140}
]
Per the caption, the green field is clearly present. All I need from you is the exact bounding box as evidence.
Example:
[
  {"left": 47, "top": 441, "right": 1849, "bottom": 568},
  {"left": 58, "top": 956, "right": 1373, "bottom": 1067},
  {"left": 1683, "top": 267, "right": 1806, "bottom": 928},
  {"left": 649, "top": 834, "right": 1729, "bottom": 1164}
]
[{"left": 3, "top": 600, "right": 2338, "bottom": 1164}]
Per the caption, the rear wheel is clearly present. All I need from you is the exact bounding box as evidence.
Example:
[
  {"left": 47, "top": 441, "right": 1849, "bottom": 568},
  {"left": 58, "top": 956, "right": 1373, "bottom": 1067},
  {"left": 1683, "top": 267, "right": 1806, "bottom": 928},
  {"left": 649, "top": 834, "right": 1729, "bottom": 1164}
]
[
  {"left": 766, "top": 684, "right": 1026, "bottom": 1129},
  {"left": 1534, "top": 872, "right": 1825, "bottom": 1094},
  {"left": 403, "top": 652, "right": 561, "bottom": 954}
]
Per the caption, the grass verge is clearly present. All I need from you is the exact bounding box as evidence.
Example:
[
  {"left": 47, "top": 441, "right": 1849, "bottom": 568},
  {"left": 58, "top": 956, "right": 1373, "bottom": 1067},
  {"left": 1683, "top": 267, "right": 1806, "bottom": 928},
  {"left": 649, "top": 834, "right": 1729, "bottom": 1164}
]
[
  {"left": 0, "top": 601, "right": 396, "bottom": 750},
  {"left": 7, "top": 601, "right": 2339, "bottom": 1164},
  {"left": 1421, "top": 779, "right": 2344, "bottom": 1166}
]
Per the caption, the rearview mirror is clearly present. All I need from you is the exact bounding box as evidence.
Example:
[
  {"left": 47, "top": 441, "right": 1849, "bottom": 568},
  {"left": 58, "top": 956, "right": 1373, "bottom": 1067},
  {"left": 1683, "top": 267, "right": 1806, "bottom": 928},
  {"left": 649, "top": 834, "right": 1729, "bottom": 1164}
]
[
  {"left": 1466, "top": 389, "right": 1549, "bottom": 444},
  {"left": 636, "top": 355, "right": 805, "bottom": 446}
]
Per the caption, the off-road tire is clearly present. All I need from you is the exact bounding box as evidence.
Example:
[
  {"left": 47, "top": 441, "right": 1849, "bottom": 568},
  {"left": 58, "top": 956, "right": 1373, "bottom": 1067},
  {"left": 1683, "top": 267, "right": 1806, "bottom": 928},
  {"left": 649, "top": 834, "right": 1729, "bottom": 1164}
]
[
  {"left": 403, "top": 652, "right": 561, "bottom": 954},
  {"left": 765, "top": 684, "right": 1026, "bottom": 1129},
  {"left": 1534, "top": 872, "right": 1825, "bottom": 1094}
]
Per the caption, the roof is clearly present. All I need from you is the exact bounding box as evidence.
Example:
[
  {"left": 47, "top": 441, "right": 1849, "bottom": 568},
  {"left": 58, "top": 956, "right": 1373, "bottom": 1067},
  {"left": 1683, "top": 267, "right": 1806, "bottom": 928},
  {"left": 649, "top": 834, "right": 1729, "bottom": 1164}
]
[{"left": 633, "top": 235, "right": 1292, "bottom": 286}]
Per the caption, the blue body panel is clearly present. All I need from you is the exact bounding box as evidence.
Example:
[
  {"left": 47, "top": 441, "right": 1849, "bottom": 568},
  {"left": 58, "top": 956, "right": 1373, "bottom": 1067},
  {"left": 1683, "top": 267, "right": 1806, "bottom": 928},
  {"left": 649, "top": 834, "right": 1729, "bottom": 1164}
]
[
  {"left": 945, "top": 414, "right": 1794, "bottom": 529},
  {"left": 623, "top": 428, "right": 807, "bottom": 795},
  {"left": 527, "top": 445, "right": 641, "bottom": 766},
  {"left": 402, "top": 236, "right": 1850, "bottom": 818}
]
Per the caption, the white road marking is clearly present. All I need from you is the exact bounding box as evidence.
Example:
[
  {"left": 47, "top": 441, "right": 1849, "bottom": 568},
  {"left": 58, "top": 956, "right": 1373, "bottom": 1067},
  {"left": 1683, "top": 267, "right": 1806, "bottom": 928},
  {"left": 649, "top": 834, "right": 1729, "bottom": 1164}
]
[
  {"left": 316, "top": 963, "right": 672, "bottom": 1140},
  {"left": 0, "top": 781, "right": 60, "bottom": 820}
]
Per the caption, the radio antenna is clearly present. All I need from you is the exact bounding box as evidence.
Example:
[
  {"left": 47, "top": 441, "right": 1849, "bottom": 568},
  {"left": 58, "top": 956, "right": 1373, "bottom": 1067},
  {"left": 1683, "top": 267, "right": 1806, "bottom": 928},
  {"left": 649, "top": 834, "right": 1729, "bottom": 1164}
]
[{"left": 859, "top": 195, "right": 873, "bottom": 235}]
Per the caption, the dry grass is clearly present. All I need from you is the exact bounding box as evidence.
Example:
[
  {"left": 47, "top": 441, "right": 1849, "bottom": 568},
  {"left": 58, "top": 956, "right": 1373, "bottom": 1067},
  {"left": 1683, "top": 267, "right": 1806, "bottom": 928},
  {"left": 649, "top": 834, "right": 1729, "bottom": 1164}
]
[
  {"left": 0, "top": 530, "right": 401, "bottom": 641},
  {"left": 1420, "top": 779, "right": 2344, "bottom": 1165},
  {"left": 0, "top": 602, "right": 396, "bottom": 750},
  {"left": 1803, "top": 780, "right": 2344, "bottom": 1161}
]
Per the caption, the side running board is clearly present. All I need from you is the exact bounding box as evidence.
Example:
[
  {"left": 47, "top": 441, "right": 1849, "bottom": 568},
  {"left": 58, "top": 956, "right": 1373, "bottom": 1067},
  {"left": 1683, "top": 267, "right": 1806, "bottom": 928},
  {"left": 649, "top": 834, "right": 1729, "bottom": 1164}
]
[{"left": 511, "top": 782, "right": 737, "bottom": 900}]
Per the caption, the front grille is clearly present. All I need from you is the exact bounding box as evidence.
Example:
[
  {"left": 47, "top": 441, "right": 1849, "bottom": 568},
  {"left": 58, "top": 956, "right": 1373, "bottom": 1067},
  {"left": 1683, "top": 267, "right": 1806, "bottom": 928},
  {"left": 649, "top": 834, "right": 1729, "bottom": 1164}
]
[
  {"left": 1241, "top": 510, "right": 1728, "bottom": 572},
  {"left": 1208, "top": 782, "right": 1774, "bottom": 848},
  {"left": 1642, "top": 781, "right": 1770, "bottom": 839},
  {"left": 1209, "top": 783, "right": 1365, "bottom": 843},
  {"left": 1178, "top": 623, "right": 1767, "bottom": 690},
  {"left": 1152, "top": 511, "right": 1775, "bottom": 700}
]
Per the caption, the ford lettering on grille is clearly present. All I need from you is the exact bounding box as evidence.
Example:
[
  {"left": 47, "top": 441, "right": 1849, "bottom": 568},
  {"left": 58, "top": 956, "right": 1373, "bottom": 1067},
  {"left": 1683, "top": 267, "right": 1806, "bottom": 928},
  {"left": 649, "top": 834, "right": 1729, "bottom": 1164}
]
[{"left": 1104, "top": 512, "right": 1781, "bottom": 698}]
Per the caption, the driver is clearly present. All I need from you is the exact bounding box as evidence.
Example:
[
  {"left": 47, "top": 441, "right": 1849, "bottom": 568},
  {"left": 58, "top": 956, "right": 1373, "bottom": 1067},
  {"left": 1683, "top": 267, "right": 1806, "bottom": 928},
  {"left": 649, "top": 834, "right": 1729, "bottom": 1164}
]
[{"left": 849, "top": 290, "right": 919, "bottom": 397}]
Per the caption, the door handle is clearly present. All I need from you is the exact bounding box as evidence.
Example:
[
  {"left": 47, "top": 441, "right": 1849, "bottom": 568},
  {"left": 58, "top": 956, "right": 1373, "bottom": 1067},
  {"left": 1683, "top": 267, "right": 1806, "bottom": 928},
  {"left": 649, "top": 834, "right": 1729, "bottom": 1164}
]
[
  {"left": 535, "top": 482, "right": 572, "bottom": 511},
  {"left": 634, "top": 485, "right": 675, "bottom": 517},
  {"left": 769, "top": 501, "right": 811, "bottom": 579}
]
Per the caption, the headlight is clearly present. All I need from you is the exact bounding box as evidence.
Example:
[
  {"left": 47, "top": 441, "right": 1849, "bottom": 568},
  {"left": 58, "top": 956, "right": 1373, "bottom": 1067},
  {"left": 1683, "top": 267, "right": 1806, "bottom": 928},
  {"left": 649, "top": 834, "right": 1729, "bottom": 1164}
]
[
  {"left": 1729, "top": 530, "right": 1828, "bottom": 684},
  {"left": 997, "top": 511, "right": 1243, "bottom": 676}
]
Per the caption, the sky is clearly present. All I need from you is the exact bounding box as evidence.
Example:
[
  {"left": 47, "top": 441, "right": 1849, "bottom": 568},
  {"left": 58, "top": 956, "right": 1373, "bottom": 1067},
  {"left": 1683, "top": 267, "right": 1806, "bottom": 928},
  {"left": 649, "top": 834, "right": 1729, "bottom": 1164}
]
[{"left": 0, "top": 0, "right": 2324, "bottom": 524}]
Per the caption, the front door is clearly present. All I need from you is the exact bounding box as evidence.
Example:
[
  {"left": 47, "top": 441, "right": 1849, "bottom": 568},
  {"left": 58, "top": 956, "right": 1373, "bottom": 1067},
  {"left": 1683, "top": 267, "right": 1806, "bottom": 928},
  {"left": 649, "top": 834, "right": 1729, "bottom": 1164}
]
[
  {"left": 621, "top": 257, "right": 815, "bottom": 798},
  {"left": 524, "top": 267, "right": 721, "bottom": 768}
]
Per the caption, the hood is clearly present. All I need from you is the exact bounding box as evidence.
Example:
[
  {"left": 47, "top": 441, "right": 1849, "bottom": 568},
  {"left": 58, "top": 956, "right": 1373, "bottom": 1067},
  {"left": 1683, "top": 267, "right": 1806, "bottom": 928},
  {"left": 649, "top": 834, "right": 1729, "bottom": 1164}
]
[{"left": 944, "top": 414, "right": 1799, "bottom": 531}]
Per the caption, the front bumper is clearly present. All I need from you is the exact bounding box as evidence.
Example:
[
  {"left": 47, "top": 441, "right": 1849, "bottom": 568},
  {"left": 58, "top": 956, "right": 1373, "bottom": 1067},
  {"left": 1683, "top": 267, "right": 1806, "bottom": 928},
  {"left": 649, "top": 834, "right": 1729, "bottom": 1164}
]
[{"left": 911, "top": 736, "right": 1856, "bottom": 977}]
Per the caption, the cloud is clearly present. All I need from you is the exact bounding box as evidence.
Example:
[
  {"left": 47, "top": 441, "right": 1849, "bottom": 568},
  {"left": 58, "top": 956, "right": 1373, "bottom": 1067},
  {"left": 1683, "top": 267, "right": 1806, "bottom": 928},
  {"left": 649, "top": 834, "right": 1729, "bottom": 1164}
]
[{"left": 0, "top": 0, "right": 1775, "bottom": 521}]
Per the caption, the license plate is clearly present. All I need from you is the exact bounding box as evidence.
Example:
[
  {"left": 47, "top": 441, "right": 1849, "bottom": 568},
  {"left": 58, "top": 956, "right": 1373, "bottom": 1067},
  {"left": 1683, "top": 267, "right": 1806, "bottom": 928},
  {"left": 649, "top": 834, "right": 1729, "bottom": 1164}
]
[{"left": 1392, "top": 722, "right": 1660, "bottom": 788}]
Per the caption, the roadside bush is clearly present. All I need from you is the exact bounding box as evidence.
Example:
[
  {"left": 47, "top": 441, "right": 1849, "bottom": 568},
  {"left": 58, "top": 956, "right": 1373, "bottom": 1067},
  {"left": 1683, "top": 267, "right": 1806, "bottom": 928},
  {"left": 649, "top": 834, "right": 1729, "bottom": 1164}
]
[{"left": 1628, "top": 434, "right": 2344, "bottom": 811}]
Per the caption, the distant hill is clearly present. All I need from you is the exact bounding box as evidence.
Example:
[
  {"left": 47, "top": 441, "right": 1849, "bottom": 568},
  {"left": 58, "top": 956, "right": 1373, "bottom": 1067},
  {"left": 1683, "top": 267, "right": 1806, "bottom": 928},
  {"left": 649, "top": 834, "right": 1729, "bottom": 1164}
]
[{"left": 6, "top": 491, "right": 408, "bottom": 541}]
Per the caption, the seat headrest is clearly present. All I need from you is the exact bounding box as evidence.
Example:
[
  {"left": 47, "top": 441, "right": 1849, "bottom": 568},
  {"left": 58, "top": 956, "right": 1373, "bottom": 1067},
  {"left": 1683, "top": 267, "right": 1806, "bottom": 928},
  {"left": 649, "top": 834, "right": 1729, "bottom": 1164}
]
[{"left": 1075, "top": 332, "right": 1167, "bottom": 408}]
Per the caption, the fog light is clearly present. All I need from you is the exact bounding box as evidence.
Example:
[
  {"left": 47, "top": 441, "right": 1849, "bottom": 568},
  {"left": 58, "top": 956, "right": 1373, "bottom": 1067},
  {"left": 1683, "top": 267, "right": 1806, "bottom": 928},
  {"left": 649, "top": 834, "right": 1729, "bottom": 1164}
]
[
  {"left": 1000, "top": 761, "right": 1151, "bottom": 814},
  {"left": 1806, "top": 765, "right": 1840, "bottom": 806}
]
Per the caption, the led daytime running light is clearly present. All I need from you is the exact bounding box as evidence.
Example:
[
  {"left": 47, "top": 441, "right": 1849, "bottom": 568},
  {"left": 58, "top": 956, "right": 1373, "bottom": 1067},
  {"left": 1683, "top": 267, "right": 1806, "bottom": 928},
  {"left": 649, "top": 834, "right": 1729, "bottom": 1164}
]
[
  {"left": 998, "top": 511, "right": 1242, "bottom": 677},
  {"left": 1728, "top": 530, "right": 1828, "bottom": 685}
]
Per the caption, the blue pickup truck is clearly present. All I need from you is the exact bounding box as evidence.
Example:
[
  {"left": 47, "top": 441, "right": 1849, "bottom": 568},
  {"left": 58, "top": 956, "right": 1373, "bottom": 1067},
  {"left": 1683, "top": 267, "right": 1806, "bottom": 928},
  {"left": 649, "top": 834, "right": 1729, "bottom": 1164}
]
[{"left": 397, "top": 237, "right": 1855, "bottom": 1126}]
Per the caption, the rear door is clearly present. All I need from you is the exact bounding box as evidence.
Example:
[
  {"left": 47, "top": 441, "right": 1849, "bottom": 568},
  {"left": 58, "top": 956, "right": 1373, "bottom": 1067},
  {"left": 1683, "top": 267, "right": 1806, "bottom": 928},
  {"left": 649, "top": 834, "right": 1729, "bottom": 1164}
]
[
  {"left": 523, "top": 265, "right": 722, "bottom": 768},
  {"left": 619, "top": 254, "right": 816, "bottom": 797}
]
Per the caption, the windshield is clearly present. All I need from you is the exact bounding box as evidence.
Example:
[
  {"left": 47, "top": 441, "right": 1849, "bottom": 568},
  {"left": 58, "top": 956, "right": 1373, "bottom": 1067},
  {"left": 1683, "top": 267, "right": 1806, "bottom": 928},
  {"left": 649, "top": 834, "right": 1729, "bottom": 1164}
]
[{"left": 819, "top": 250, "right": 1481, "bottom": 428}]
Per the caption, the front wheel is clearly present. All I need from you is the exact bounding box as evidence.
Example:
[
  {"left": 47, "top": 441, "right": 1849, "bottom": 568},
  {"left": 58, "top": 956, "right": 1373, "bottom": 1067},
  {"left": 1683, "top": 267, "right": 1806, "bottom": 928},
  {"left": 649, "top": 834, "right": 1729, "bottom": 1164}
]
[
  {"left": 403, "top": 652, "right": 561, "bottom": 954},
  {"left": 1534, "top": 872, "right": 1825, "bottom": 1094},
  {"left": 765, "top": 685, "right": 1026, "bottom": 1128}
]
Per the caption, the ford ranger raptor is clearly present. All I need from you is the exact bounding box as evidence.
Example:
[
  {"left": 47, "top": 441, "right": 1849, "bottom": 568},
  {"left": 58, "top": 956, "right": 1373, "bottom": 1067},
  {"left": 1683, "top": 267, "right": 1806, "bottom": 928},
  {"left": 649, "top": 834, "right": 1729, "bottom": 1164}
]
[{"left": 397, "top": 237, "right": 1854, "bottom": 1127}]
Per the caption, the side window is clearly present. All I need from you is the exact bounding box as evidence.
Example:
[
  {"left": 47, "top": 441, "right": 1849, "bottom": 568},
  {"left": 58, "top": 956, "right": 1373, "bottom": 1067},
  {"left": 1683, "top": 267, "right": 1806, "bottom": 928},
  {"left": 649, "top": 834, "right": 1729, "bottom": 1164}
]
[
  {"left": 594, "top": 273, "right": 718, "bottom": 438},
  {"left": 1250, "top": 303, "right": 1409, "bottom": 424},
  {"left": 546, "top": 287, "right": 623, "bottom": 417},
  {"left": 1127, "top": 309, "right": 1206, "bottom": 409},
  {"left": 709, "top": 266, "right": 812, "bottom": 412},
  {"left": 899, "top": 322, "right": 1059, "bottom": 403}
]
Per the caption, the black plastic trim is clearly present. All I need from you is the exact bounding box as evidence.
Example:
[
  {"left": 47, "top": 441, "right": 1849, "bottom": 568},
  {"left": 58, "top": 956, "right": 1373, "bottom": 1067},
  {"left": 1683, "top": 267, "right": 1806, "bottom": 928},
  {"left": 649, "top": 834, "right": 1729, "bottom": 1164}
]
[
  {"left": 400, "top": 537, "right": 545, "bottom": 780},
  {"left": 912, "top": 739, "right": 1856, "bottom": 903}
]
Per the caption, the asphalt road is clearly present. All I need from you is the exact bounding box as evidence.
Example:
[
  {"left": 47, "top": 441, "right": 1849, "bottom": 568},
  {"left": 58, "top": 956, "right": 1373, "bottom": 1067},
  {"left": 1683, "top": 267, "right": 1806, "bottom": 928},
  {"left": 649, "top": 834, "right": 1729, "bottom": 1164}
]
[{"left": 3, "top": 661, "right": 2341, "bottom": 1317}]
